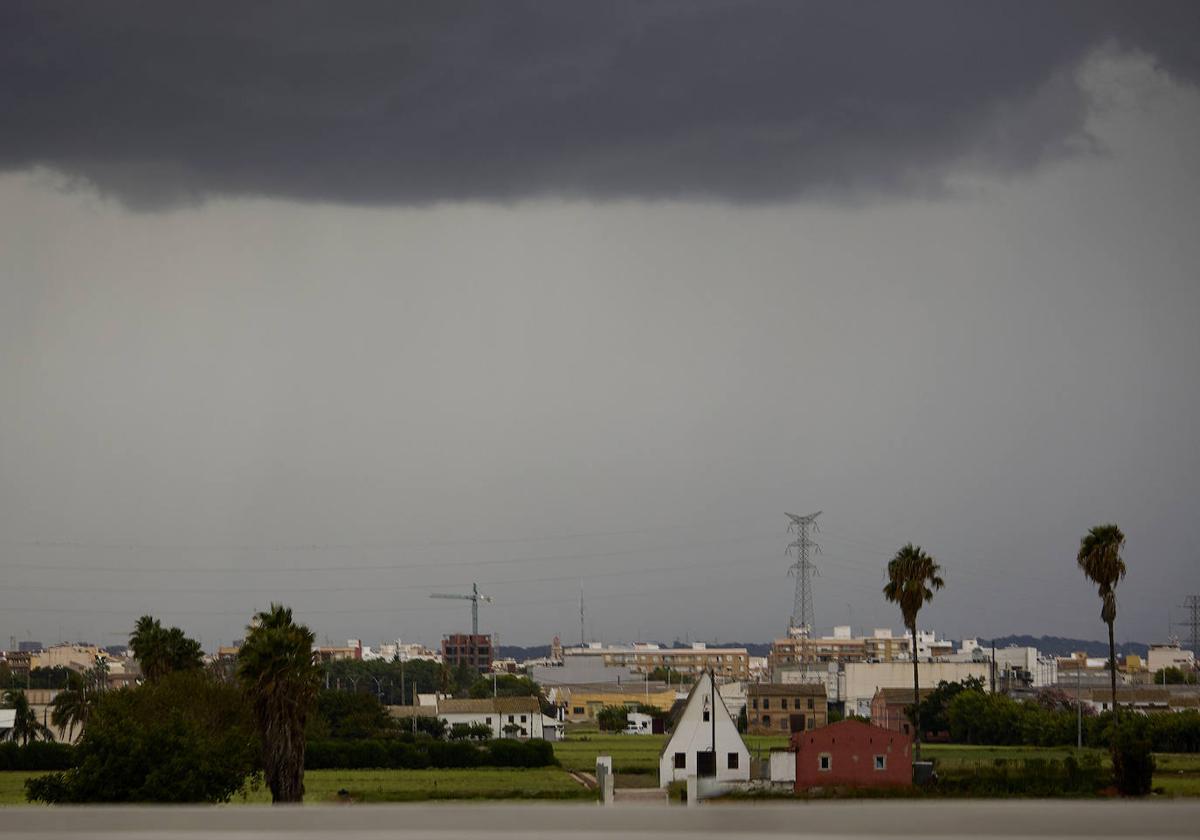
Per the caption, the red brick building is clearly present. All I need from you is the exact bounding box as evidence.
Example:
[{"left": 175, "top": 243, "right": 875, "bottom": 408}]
[
  {"left": 792, "top": 719, "right": 912, "bottom": 790},
  {"left": 442, "top": 633, "right": 493, "bottom": 673}
]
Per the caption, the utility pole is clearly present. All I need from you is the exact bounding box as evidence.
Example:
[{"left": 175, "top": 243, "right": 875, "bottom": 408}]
[
  {"left": 785, "top": 511, "right": 822, "bottom": 638},
  {"left": 1076, "top": 664, "right": 1082, "bottom": 749}
]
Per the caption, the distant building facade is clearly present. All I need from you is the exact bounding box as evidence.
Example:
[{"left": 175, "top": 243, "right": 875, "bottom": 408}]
[
  {"left": 565, "top": 642, "right": 749, "bottom": 682},
  {"left": 769, "top": 627, "right": 909, "bottom": 671},
  {"left": 746, "top": 682, "right": 827, "bottom": 735},
  {"left": 442, "top": 633, "right": 494, "bottom": 673}
]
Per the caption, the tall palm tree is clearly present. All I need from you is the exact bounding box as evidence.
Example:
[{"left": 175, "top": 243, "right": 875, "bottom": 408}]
[
  {"left": 1076, "top": 523, "right": 1126, "bottom": 724},
  {"left": 883, "top": 543, "right": 945, "bottom": 763},
  {"left": 1, "top": 689, "right": 54, "bottom": 746},
  {"left": 237, "top": 604, "right": 321, "bottom": 803},
  {"left": 50, "top": 669, "right": 101, "bottom": 742}
]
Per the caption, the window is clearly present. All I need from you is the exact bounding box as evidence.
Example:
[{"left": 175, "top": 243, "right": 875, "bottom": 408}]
[
  {"left": 780, "top": 698, "right": 788, "bottom": 710},
  {"left": 751, "top": 698, "right": 758, "bottom": 709},
  {"left": 807, "top": 698, "right": 814, "bottom": 710},
  {"left": 485, "top": 717, "right": 492, "bottom": 725},
  {"left": 573, "top": 707, "right": 584, "bottom": 715},
  {"left": 807, "top": 717, "right": 815, "bottom": 731},
  {"left": 508, "top": 715, "right": 514, "bottom": 723},
  {"left": 674, "top": 752, "right": 686, "bottom": 769},
  {"left": 780, "top": 718, "right": 787, "bottom": 730},
  {"left": 762, "top": 715, "right": 771, "bottom": 727},
  {"left": 727, "top": 752, "right": 739, "bottom": 769},
  {"left": 520, "top": 715, "right": 527, "bottom": 723},
  {"left": 874, "top": 755, "right": 887, "bottom": 771},
  {"left": 763, "top": 699, "right": 770, "bottom": 709},
  {"left": 703, "top": 710, "right": 710, "bottom": 722},
  {"left": 819, "top": 754, "right": 831, "bottom": 772}
]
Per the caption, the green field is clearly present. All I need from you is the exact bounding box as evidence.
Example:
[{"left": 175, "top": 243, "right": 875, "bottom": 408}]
[
  {"left": 553, "top": 733, "right": 789, "bottom": 775},
  {"left": 0, "top": 768, "right": 594, "bottom": 806},
  {"left": 3, "top": 744, "right": 1197, "bottom": 804}
]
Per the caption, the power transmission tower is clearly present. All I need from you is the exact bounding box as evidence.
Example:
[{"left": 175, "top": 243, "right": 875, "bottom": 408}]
[
  {"left": 579, "top": 584, "right": 586, "bottom": 648},
  {"left": 1177, "top": 595, "right": 1200, "bottom": 656},
  {"left": 785, "top": 511, "right": 822, "bottom": 638}
]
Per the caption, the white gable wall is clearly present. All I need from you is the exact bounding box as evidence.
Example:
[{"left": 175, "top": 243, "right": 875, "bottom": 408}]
[{"left": 659, "top": 671, "right": 750, "bottom": 787}]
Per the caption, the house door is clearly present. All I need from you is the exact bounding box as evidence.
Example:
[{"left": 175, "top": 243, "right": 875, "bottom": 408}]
[
  {"left": 696, "top": 750, "right": 716, "bottom": 778},
  {"left": 789, "top": 714, "right": 806, "bottom": 732}
]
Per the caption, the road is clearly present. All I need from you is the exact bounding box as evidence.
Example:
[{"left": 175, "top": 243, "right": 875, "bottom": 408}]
[{"left": 4, "top": 800, "right": 1199, "bottom": 839}]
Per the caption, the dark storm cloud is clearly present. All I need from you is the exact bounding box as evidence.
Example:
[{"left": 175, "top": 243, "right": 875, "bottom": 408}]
[{"left": 1, "top": 1, "right": 1197, "bottom": 207}]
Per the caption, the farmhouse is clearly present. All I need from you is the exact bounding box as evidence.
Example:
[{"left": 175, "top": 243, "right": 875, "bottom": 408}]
[
  {"left": 792, "top": 718, "right": 912, "bottom": 790},
  {"left": 658, "top": 671, "right": 749, "bottom": 787}
]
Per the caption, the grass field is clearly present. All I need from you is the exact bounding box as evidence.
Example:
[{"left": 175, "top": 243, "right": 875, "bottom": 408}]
[
  {"left": 553, "top": 733, "right": 790, "bottom": 774},
  {"left": 0, "top": 768, "right": 594, "bottom": 806},
  {"left": 3, "top": 744, "right": 1197, "bottom": 805}
]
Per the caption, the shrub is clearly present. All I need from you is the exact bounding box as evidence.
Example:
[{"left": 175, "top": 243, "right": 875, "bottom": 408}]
[
  {"left": 1111, "top": 727, "right": 1155, "bottom": 797},
  {"left": 24, "top": 671, "right": 258, "bottom": 804}
]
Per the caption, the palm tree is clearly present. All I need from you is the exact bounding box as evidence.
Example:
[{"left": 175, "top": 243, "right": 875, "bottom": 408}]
[
  {"left": 883, "top": 543, "right": 945, "bottom": 763},
  {"left": 1076, "top": 523, "right": 1126, "bottom": 724},
  {"left": 237, "top": 604, "right": 321, "bottom": 803},
  {"left": 130, "top": 615, "right": 203, "bottom": 683},
  {"left": 1, "top": 689, "right": 54, "bottom": 746},
  {"left": 50, "top": 669, "right": 101, "bottom": 742},
  {"left": 130, "top": 615, "right": 168, "bottom": 683}
]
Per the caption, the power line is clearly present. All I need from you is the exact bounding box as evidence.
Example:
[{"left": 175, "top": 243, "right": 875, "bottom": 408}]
[{"left": 0, "top": 532, "right": 775, "bottom": 575}]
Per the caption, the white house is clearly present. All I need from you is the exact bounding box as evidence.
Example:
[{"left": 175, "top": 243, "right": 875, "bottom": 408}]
[
  {"left": 658, "top": 671, "right": 750, "bottom": 787},
  {"left": 438, "top": 697, "right": 546, "bottom": 739}
]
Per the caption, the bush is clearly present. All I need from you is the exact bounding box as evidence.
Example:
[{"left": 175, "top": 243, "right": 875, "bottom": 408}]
[
  {"left": 934, "top": 754, "right": 1106, "bottom": 797},
  {"left": 0, "top": 741, "right": 75, "bottom": 771},
  {"left": 309, "top": 691, "right": 393, "bottom": 739},
  {"left": 25, "top": 671, "right": 258, "bottom": 804},
  {"left": 1111, "top": 727, "right": 1155, "bottom": 797},
  {"left": 484, "top": 738, "right": 556, "bottom": 768}
]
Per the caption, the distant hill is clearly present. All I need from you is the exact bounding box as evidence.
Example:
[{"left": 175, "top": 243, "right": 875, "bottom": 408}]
[{"left": 981, "top": 635, "right": 1149, "bottom": 659}]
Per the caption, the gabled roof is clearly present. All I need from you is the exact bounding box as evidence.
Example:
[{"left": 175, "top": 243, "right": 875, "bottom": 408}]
[
  {"left": 873, "top": 687, "right": 935, "bottom": 704},
  {"left": 791, "top": 717, "right": 909, "bottom": 747},
  {"left": 658, "top": 671, "right": 740, "bottom": 758},
  {"left": 438, "top": 696, "right": 540, "bottom": 715}
]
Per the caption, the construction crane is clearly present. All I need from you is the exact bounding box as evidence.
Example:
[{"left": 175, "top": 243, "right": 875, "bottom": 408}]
[{"left": 429, "top": 582, "right": 492, "bottom": 636}]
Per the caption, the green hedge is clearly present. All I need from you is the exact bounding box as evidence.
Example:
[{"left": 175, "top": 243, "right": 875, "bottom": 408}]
[
  {"left": 947, "top": 692, "right": 1200, "bottom": 752},
  {"left": 0, "top": 741, "right": 76, "bottom": 771},
  {"left": 934, "top": 754, "right": 1108, "bottom": 797},
  {"left": 304, "top": 738, "right": 557, "bottom": 770}
]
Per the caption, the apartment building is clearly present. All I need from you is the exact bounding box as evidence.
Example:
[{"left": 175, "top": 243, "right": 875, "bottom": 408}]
[{"left": 746, "top": 682, "right": 827, "bottom": 735}]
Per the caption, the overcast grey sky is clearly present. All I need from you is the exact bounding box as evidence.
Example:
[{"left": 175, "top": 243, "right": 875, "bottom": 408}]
[{"left": 1, "top": 2, "right": 1198, "bottom": 650}]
